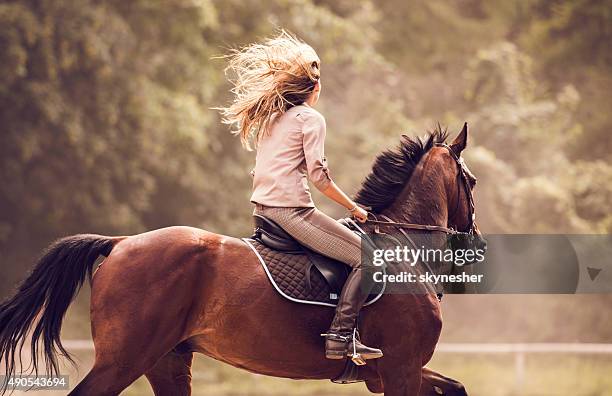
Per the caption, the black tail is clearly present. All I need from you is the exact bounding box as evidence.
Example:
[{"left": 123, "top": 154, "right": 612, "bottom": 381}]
[{"left": 0, "top": 234, "right": 115, "bottom": 390}]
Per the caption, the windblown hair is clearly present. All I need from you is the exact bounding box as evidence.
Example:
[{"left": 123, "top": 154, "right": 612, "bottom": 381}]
[
  {"left": 354, "top": 127, "right": 449, "bottom": 212},
  {"left": 218, "top": 31, "right": 321, "bottom": 150}
]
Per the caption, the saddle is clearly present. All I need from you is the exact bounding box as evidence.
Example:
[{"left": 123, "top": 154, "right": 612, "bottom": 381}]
[
  {"left": 242, "top": 214, "right": 383, "bottom": 307},
  {"left": 243, "top": 215, "right": 386, "bottom": 385}
]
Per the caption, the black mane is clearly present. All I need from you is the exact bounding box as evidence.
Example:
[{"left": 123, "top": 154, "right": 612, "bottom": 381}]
[{"left": 354, "top": 127, "right": 448, "bottom": 212}]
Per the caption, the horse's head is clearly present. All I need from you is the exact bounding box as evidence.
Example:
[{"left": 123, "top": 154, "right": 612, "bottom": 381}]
[
  {"left": 424, "top": 123, "right": 486, "bottom": 253},
  {"left": 355, "top": 123, "right": 487, "bottom": 294},
  {"left": 355, "top": 122, "right": 486, "bottom": 252}
]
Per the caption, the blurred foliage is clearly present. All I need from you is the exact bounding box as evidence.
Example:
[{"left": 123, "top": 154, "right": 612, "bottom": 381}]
[{"left": 1, "top": 0, "right": 611, "bottom": 343}]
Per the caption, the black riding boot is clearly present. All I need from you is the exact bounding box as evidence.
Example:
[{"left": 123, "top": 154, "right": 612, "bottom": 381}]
[{"left": 323, "top": 266, "right": 383, "bottom": 364}]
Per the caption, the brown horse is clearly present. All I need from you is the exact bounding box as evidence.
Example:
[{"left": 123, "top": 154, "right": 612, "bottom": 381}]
[{"left": 0, "top": 124, "right": 481, "bottom": 395}]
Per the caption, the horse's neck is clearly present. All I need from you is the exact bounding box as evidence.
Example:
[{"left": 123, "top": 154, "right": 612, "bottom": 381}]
[
  {"left": 383, "top": 182, "right": 448, "bottom": 228},
  {"left": 380, "top": 179, "right": 450, "bottom": 290}
]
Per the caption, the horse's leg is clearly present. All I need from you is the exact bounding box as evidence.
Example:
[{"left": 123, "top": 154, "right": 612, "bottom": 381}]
[
  {"left": 69, "top": 360, "right": 147, "bottom": 396},
  {"left": 420, "top": 367, "right": 467, "bottom": 396},
  {"left": 69, "top": 331, "right": 174, "bottom": 395},
  {"left": 145, "top": 348, "right": 194, "bottom": 396},
  {"left": 366, "top": 377, "right": 384, "bottom": 393},
  {"left": 69, "top": 316, "right": 173, "bottom": 395},
  {"left": 365, "top": 367, "right": 467, "bottom": 395},
  {"left": 378, "top": 358, "right": 422, "bottom": 396}
]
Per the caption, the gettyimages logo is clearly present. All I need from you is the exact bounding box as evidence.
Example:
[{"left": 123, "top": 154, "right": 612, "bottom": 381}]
[
  {"left": 371, "top": 245, "right": 486, "bottom": 267},
  {"left": 361, "top": 233, "right": 611, "bottom": 294}
]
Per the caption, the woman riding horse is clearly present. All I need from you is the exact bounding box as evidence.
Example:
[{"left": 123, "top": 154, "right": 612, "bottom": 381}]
[
  {"left": 218, "top": 31, "right": 383, "bottom": 362},
  {"left": 0, "top": 31, "right": 483, "bottom": 396}
]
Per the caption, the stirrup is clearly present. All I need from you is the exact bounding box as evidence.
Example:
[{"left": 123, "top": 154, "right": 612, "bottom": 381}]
[
  {"left": 321, "top": 330, "right": 367, "bottom": 366},
  {"left": 348, "top": 328, "right": 367, "bottom": 366},
  {"left": 350, "top": 354, "right": 367, "bottom": 366}
]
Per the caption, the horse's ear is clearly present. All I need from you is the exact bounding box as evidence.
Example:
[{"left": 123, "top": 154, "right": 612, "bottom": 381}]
[{"left": 450, "top": 122, "right": 468, "bottom": 156}]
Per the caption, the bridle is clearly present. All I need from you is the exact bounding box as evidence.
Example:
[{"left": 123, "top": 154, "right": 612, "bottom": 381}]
[
  {"left": 364, "top": 142, "right": 476, "bottom": 236},
  {"left": 438, "top": 142, "right": 476, "bottom": 235}
]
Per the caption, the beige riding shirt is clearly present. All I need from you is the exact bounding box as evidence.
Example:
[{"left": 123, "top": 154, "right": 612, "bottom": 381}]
[{"left": 250, "top": 103, "right": 332, "bottom": 207}]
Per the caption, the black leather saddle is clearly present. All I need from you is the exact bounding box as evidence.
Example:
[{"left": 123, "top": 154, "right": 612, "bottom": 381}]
[
  {"left": 252, "top": 214, "right": 351, "bottom": 296},
  {"left": 252, "top": 215, "right": 302, "bottom": 252}
]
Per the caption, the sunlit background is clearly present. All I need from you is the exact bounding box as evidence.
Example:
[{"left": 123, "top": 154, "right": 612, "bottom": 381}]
[{"left": 1, "top": 0, "right": 611, "bottom": 395}]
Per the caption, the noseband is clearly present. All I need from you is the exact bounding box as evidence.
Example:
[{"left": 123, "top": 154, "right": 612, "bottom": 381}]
[{"left": 364, "top": 143, "right": 476, "bottom": 236}]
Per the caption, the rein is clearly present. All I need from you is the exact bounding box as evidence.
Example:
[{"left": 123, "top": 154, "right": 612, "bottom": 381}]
[{"left": 365, "top": 218, "right": 458, "bottom": 234}]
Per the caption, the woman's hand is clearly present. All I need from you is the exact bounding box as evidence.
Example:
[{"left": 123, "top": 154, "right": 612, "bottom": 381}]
[{"left": 351, "top": 206, "right": 368, "bottom": 223}]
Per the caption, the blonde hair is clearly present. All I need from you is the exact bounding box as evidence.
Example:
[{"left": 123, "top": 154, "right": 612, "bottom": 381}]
[{"left": 217, "top": 31, "right": 321, "bottom": 150}]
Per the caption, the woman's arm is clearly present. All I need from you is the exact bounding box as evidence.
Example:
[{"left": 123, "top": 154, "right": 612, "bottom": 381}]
[
  {"left": 321, "top": 182, "right": 368, "bottom": 222},
  {"left": 301, "top": 110, "right": 368, "bottom": 222}
]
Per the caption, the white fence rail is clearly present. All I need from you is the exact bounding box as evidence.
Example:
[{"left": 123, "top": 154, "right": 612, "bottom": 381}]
[
  {"left": 63, "top": 341, "right": 612, "bottom": 388},
  {"left": 436, "top": 343, "right": 612, "bottom": 387},
  {"left": 436, "top": 342, "right": 612, "bottom": 354}
]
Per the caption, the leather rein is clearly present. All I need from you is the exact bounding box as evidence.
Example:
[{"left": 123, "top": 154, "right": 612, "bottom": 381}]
[
  {"left": 365, "top": 218, "right": 458, "bottom": 234},
  {"left": 363, "top": 143, "right": 476, "bottom": 236}
]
